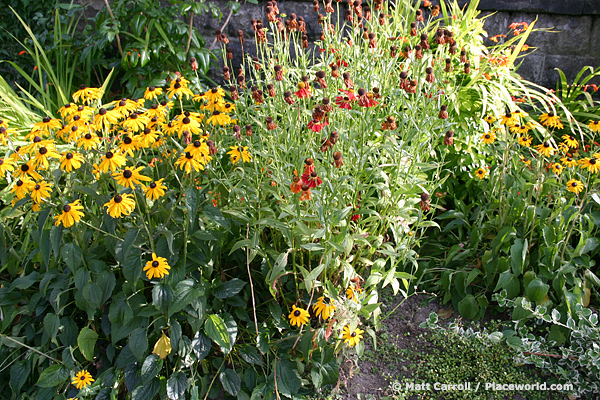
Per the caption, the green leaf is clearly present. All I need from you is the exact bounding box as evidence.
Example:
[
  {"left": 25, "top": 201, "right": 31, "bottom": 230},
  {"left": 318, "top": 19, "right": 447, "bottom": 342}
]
[
  {"left": 116, "top": 228, "right": 139, "bottom": 264},
  {"left": 239, "top": 345, "right": 263, "bottom": 366},
  {"left": 123, "top": 248, "right": 143, "bottom": 284},
  {"left": 78, "top": 327, "right": 99, "bottom": 362},
  {"left": 184, "top": 187, "right": 198, "bottom": 224},
  {"left": 129, "top": 328, "right": 149, "bottom": 362},
  {"left": 457, "top": 294, "right": 479, "bottom": 320},
  {"left": 36, "top": 365, "right": 69, "bottom": 388},
  {"left": 213, "top": 278, "right": 246, "bottom": 299},
  {"left": 167, "top": 372, "right": 188, "bottom": 400},
  {"left": 10, "top": 360, "right": 30, "bottom": 393},
  {"left": 152, "top": 282, "right": 174, "bottom": 310},
  {"left": 203, "top": 204, "right": 230, "bottom": 229},
  {"left": 168, "top": 279, "right": 201, "bottom": 318},
  {"left": 43, "top": 313, "right": 60, "bottom": 339},
  {"left": 275, "top": 359, "right": 301, "bottom": 396},
  {"left": 83, "top": 282, "right": 103, "bottom": 310},
  {"left": 132, "top": 377, "right": 161, "bottom": 400},
  {"left": 301, "top": 243, "right": 325, "bottom": 251},
  {"left": 526, "top": 279, "right": 549, "bottom": 303},
  {"left": 140, "top": 354, "right": 162, "bottom": 385},
  {"left": 62, "top": 242, "right": 82, "bottom": 271},
  {"left": 220, "top": 369, "right": 241, "bottom": 396},
  {"left": 12, "top": 271, "right": 39, "bottom": 289},
  {"left": 191, "top": 332, "right": 211, "bottom": 362},
  {"left": 510, "top": 238, "right": 527, "bottom": 275},
  {"left": 204, "top": 314, "right": 230, "bottom": 353}
]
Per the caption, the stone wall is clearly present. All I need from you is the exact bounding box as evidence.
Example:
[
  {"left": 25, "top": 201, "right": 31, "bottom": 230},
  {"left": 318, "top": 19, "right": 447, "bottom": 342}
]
[{"left": 89, "top": 0, "right": 600, "bottom": 88}]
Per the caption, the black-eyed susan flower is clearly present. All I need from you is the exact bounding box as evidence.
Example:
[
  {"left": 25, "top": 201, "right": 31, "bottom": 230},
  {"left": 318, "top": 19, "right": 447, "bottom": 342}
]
[
  {"left": 579, "top": 154, "right": 600, "bottom": 173},
  {"left": 113, "top": 166, "right": 152, "bottom": 189},
  {"left": 474, "top": 167, "right": 487, "bottom": 179},
  {"left": 481, "top": 131, "right": 496, "bottom": 145},
  {"left": 135, "top": 128, "right": 158, "bottom": 148},
  {"left": 72, "top": 369, "right": 94, "bottom": 390},
  {"left": 175, "top": 152, "right": 204, "bottom": 173},
  {"left": 32, "top": 146, "right": 60, "bottom": 169},
  {"left": 58, "top": 103, "right": 77, "bottom": 119},
  {"left": 22, "top": 136, "right": 54, "bottom": 155},
  {"left": 484, "top": 114, "right": 496, "bottom": 124},
  {"left": 566, "top": 179, "right": 584, "bottom": 194},
  {"left": 185, "top": 140, "right": 211, "bottom": 160},
  {"left": 178, "top": 116, "right": 201, "bottom": 136},
  {"left": 118, "top": 135, "right": 139, "bottom": 157},
  {"left": 166, "top": 79, "right": 194, "bottom": 99},
  {"left": 99, "top": 151, "right": 127, "bottom": 173},
  {"left": 539, "top": 112, "right": 563, "bottom": 129},
  {"left": 30, "top": 181, "right": 53, "bottom": 203},
  {"left": 500, "top": 111, "right": 518, "bottom": 127},
  {"left": 207, "top": 110, "right": 232, "bottom": 126},
  {"left": 551, "top": 163, "right": 564, "bottom": 175},
  {"left": 94, "top": 108, "right": 120, "bottom": 130},
  {"left": 288, "top": 305, "right": 310, "bottom": 327},
  {"left": 122, "top": 113, "right": 149, "bottom": 133},
  {"left": 152, "top": 331, "right": 172, "bottom": 360},
  {"left": 60, "top": 151, "right": 85, "bottom": 172},
  {"left": 72, "top": 85, "right": 103, "bottom": 104},
  {"left": 341, "top": 325, "right": 364, "bottom": 347},
  {"left": 227, "top": 146, "right": 252, "bottom": 164},
  {"left": 218, "top": 102, "right": 235, "bottom": 114},
  {"left": 313, "top": 296, "right": 336, "bottom": 320},
  {"left": 111, "top": 98, "right": 139, "bottom": 117},
  {"left": 32, "top": 116, "right": 62, "bottom": 133},
  {"left": 518, "top": 134, "right": 533, "bottom": 147},
  {"left": 54, "top": 199, "right": 85, "bottom": 227},
  {"left": 143, "top": 179, "right": 167, "bottom": 200},
  {"left": 0, "top": 126, "right": 17, "bottom": 145},
  {"left": 11, "top": 177, "right": 35, "bottom": 199},
  {"left": 14, "top": 161, "right": 43, "bottom": 181},
  {"left": 204, "top": 87, "right": 226, "bottom": 103},
  {"left": 521, "top": 156, "right": 531, "bottom": 166},
  {"left": 104, "top": 193, "right": 136, "bottom": 218},
  {"left": 162, "top": 121, "right": 179, "bottom": 137},
  {"left": 144, "top": 86, "right": 163, "bottom": 101},
  {"left": 510, "top": 124, "right": 531, "bottom": 135},
  {"left": 346, "top": 286, "right": 362, "bottom": 302},
  {"left": 562, "top": 134, "right": 578, "bottom": 149},
  {"left": 77, "top": 133, "right": 101, "bottom": 150},
  {"left": 561, "top": 156, "right": 578, "bottom": 168},
  {"left": 69, "top": 105, "right": 95, "bottom": 122},
  {"left": 535, "top": 142, "right": 555, "bottom": 157},
  {"left": 588, "top": 120, "right": 600, "bottom": 132},
  {"left": 0, "top": 157, "right": 16, "bottom": 176},
  {"left": 143, "top": 253, "right": 171, "bottom": 279}
]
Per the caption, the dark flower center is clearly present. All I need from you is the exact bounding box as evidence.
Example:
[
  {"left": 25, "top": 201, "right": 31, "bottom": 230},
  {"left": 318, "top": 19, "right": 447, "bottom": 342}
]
[
  {"left": 294, "top": 310, "right": 301, "bottom": 317},
  {"left": 39, "top": 147, "right": 48, "bottom": 155},
  {"left": 174, "top": 83, "right": 181, "bottom": 89},
  {"left": 34, "top": 184, "right": 40, "bottom": 190},
  {"left": 43, "top": 116, "right": 51, "bottom": 123},
  {"left": 17, "top": 180, "right": 24, "bottom": 186},
  {"left": 351, "top": 332, "right": 357, "bottom": 337},
  {"left": 572, "top": 182, "right": 578, "bottom": 187},
  {"left": 0, "top": 159, "right": 3, "bottom": 165},
  {"left": 119, "top": 100, "right": 126, "bottom": 107},
  {"left": 63, "top": 204, "right": 71, "bottom": 212},
  {"left": 21, "top": 164, "right": 29, "bottom": 172},
  {"left": 124, "top": 136, "right": 132, "bottom": 144},
  {"left": 84, "top": 133, "right": 92, "bottom": 140},
  {"left": 591, "top": 159, "right": 597, "bottom": 165},
  {"left": 33, "top": 136, "right": 42, "bottom": 143},
  {"left": 152, "top": 260, "right": 159, "bottom": 267},
  {"left": 150, "top": 182, "right": 157, "bottom": 189},
  {"left": 185, "top": 152, "right": 194, "bottom": 159},
  {"left": 149, "top": 86, "right": 156, "bottom": 91},
  {"left": 99, "top": 108, "right": 107, "bottom": 115},
  {"left": 130, "top": 113, "right": 138, "bottom": 119},
  {"left": 543, "top": 142, "right": 549, "bottom": 148},
  {"left": 106, "top": 152, "right": 113, "bottom": 159},
  {"left": 194, "top": 140, "right": 201, "bottom": 147},
  {"left": 183, "top": 117, "right": 190, "bottom": 124},
  {"left": 72, "top": 115, "right": 80, "bottom": 121},
  {"left": 485, "top": 134, "right": 490, "bottom": 139},
  {"left": 213, "top": 111, "right": 220, "bottom": 116},
  {"left": 123, "top": 170, "right": 133, "bottom": 179},
  {"left": 323, "top": 297, "right": 330, "bottom": 305},
  {"left": 211, "top": 88, "right": 218, "bottom": 93},
  {"left": 114, "top": 195, "right": 123, "bottom": 203}
]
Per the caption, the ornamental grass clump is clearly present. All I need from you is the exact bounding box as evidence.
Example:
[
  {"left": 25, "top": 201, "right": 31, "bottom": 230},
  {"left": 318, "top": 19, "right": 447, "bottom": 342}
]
[{"left": 0, "top": 0, "right": 592, "bottom": 398}]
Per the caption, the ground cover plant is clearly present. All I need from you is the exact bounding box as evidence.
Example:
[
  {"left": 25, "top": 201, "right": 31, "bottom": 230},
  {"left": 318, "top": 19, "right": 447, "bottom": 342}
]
[{"left": 0, "top": 0, "right": 597, "bottom": 399}]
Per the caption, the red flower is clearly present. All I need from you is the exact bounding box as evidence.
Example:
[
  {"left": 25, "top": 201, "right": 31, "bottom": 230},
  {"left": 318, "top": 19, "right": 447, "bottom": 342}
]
[
  {"left": 295, "top": 82, "right": 312, "bottom": 98},
  {"left": 335, "top": 88, "right": 357, "bottom": 109},
  {"left": 351, "top": 214, "right": 361, "bottom": 221},
  {"left": 301, "top": 171, "right": 322, "bottom": 188},
  {"left": 307, "top": 119, "right": 328, "bottom": 132}
]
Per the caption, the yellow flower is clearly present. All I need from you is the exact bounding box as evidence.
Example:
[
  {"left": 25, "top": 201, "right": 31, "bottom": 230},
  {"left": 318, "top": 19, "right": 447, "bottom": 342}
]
[
  {"left": 32, "top": 116, "right": 62, "bottom": 133},
  {"left": 535, "top": 142, "right": 555, "bottom": 157},
  {"left": 0, "top": 126, "right": 18, "bottom": 145},
  {"left": 474, "top": 167, "right": 487, "bottom": 179},
  {"left": 122, "top": 113, "right": 149, "bottom": 133},
  {"left": 288, "top": 305, "right": 310, "bottom": 327},
  {"left": 58, "top": 103, "right": 77, "bottom": 119},
  {"left": 144, "top": 86, "right": 163, "bottom": 101},
  {"left": 481, "top": 131, "right": 496, "bottom": 145},
  {"left": 60, "top": 151, "right": 85, "bottom": 172},
  {"left": 579, "top": 154, "right": 600, "bottom": 173},
  {"left": 562, "top": 134, "right": 578, "bottom": 149},
  {"left": 227, "top": 146, "right": 252, "bottom": 164},
  {"left": 0, "top": 157, "right": 16, "bottom": 176},
  {"left": 551, "top": 163, "right": 563, "bottom": 175},
  {"left": 588, "top": 120, "right": 600, "bottom": 132},
  {"left": 113, "top": 166, "right": 152, "bottom": 189},
  {"left": 539, "top": 112, "right": 563, "bottom": 129},
  {"left": 566, "top": 179, "right": 584, "bottom": 194},
  {"left": 561, "top": 156, "right": 578, "bottom": 168},
  {"left": 72, "top": 85, "right": 103, "bottom": 104},
  {"left": 217, "top": 102, "right": 235, "bottom": 114},
  {"left": 313, "top": 296, "right": 336, "bottom": 320},
  {"left": 135, "top": 128, "right": 159, "bottom": 148},
  {"left": 32, "top": 146, "right": 61, "bottom": 169},
  {"left": 483, "top": 114, "right": 496, "bottom": 124},
  {"left": 143, "top": 179, "right": 167, "bottom": 200},
  {"left": 178, "top": 116, "right": 202, "bottom": 137},
  {"left": 117, "top": 135, "right": 140, "bottom": 157},
  {"left": 72, "top": 369, "right": 94, "bottom": 390},
  {"left": 11, "top": 177, "right": 35, "bottom": 199},
  {"left": 204, "top": 87, "right": 226, "bottom": 103},
  {"left": 510, "top": 124, "right": 530, "bottom": 135},
  {"left": 30, "top": 181, "right": 53, "bottom": 203},
  {"left": 94, "top": 108, "right": 120, "bottom": 130},
  {"left": 14, "top": 161, "right": 43, "bottom": 181},
  {"left": 175, "top": 152, "right": 204, "bottom": 173},
  {"left": 143, "top": 253, "right": 171, "bottom": 279},
  {"left": 55, "top": 199, "right": 85, "bottom": 227},
  {"left": 153, "top": 331, "right": 172, "bottom": 360},
  {"left": 346, "top": 286, "right": 362, "bottom": 302},
  {"left": 22, "top": 136, "right": 55, "bottom": 155},
  {"left": 77, "top": 133, "right": 101, "bottom": 150},
  {"left": 185, "top": 140, "right": 211, "bottom": 161},
  {"left": 162, "top": 121, "right": 179, "bottom": 137},
  {"left": 341, "top": 325, "right": 364, "bottom": 347},
  {"left": 206, "top": 111, "right": 232, "bottom": 126},
  {"left": 521, "top": 156, "right": 531, "bottom": 166},
  {"left": 517, "top": 134, "right": 532, "bottom": 147},
  {"left": 99, "top": 151, "right": 128, "bottom": 172},
  {"left": 104, "top": 193, "right": 136, "bottom": 218},
  {"left": 112, "top": 98, "right": 140, "bottom": 116},
  {"left": 500, "top": 112, "right": 518, "bottom": 127},
  {"left": 166, "top": 78, "right": 194, "bottom": 99}
]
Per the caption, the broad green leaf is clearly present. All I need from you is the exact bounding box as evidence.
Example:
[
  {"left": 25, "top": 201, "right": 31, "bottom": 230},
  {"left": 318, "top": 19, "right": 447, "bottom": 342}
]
[
  {"left": 510, "top": 238, "right": 527, "bottom": 275},
  {"left": 36, "top": 365, "right": 69, "bottom": 388},
  {"left": 204, "top": 314, "right": 230, "bottom": 352},
  {"left": 213, "top": 278, "right": 246, "bottom": 299},
  {"left": 457, "top": 294, "right": 479, "bottom": 320},
  {"left": 167, "top": 372, "right": 188, "bottom": 400},
  {"left": 140, "top": 354, "right": 162, "bottom": 385},
  {"left": 191, "top": 332, "right": 211, "bottom": 362},
  {"left": 132, "top": 377, "right": 160, "bottom": 400},
  {"left": 43, "top": 313, "right": 60, "bottom": 339},
  {"left": 275, "top": 359, "right": 301, "bottom": 396},
  {"left": 220, "top": 369, "right": 241, "bottom": 396},
  {"left": 62, "top": 242, "right": 82, "bottom": 271},
  {"left": 10, "top": 360, "right": 29, "bottom": 393},
  {"left": 526, "top": 279, "right": 549, "bottom": 303},
  {"left": 129, "top": 328, "right": 149, "bottom": 362},
  {"left": 78, "top": 327, "right": 98, "bottom": 361},
  {"left": 152, "top": 282, "right": 174, "bottom": 310}
]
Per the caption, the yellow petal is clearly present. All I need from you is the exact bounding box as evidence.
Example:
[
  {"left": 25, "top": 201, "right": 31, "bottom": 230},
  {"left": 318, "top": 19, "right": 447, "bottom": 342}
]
[{"left": 152, "top": 331, "right": 172, "bottom": 359}]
